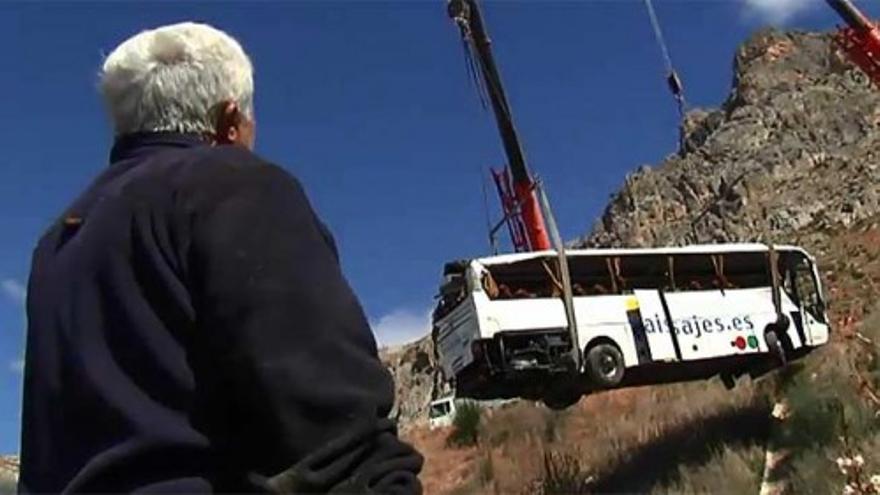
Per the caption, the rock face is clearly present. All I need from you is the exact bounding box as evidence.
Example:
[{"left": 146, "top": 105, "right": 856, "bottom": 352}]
[
  {"left": 387, "top": 29, "right": 880, "bottom": 428},
  {"left": 380, "top": 336, "right": 446, "bottom": 428},
  {"left": 0, "top": 456, "right": 18, "bottom": 493},
  {"left": 583, "top": 29, "right": 880, "bottom": 248}
]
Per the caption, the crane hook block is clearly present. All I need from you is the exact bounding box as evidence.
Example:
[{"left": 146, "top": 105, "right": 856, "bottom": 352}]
[{"left": 448, "top": 0, "right": 469, "bottom": 23}]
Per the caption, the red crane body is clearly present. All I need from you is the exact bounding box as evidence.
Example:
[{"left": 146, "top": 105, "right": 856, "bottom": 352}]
[{"left": 827, "top": 0, "right": 880, "bottom": 87}]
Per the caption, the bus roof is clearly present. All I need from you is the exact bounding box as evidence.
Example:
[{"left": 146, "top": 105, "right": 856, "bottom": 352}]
[{"left": 473, "top": 243, "right": 811, "bottom": 267}]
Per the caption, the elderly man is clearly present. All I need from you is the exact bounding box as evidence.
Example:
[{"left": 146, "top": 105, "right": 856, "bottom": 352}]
[{"left": 19, "top": 22, "right": 422, "bottom": 494}]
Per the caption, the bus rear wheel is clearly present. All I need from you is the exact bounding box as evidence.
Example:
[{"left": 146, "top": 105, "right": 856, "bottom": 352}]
[
  {"left": 585, "top": 342, "right": 625, "bottom": 388},
  {"left": 765, "top": 329, "right": 787, "bottom": 366}
]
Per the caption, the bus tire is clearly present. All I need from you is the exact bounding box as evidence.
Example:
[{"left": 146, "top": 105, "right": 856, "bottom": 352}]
[
  {"left": 585, "top": 342, "right": 625, "bottom": 388},
  {"left": 765, "top": 330, "right": 787, "bottom": 366}
]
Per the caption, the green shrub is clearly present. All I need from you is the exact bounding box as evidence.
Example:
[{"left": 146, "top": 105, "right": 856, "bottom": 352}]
[{"left": 446, "top": 401, "right": 482, "bottom": 448}]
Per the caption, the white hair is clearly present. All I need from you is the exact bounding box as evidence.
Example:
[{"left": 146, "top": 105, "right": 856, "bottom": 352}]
[{"left": 100, "top": 22, "right": 254, "bottom": 136}]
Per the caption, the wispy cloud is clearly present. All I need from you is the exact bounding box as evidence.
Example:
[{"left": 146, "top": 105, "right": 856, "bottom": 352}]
[
  {"left": 8, "top": 358, "right": 24, "bottom": 375},
  {"left": 1, "top": 279, "right": 26, "bottom": 306},
  {"left": 742, "top": 0, "right": 817, "bottom": 24},
  {"left": 371, "top": 307, "right": 430, "bottom": 348}
]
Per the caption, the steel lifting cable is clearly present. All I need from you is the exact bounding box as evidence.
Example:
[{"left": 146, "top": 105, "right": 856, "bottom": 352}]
[
  {"left": 451, "top": 3, "right": 490, "bottom": 111},
  {"left": 453, "top": 5, "right": 502, "bottom": 252},
  {"left": 482, "top": 171, "right": 498, "bottom": 254},
  {"left": 463, "top": 36, "right": 490, "bottom": 111},
  {"left": 644, "top": 0, "right": 687, "bottom": 117}
]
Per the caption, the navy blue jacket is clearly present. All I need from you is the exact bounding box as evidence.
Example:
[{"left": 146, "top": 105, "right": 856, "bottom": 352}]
[{"left": 19, "top": 133, "right": 422, "bottom": 493}]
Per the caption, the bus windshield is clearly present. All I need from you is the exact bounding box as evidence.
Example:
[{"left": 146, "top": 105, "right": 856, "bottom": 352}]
[{"left": 784, "top": 253, "right": 825, "bottom": 323}]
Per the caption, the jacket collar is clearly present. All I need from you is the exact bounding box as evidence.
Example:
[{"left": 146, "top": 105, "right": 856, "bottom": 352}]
[{"left": 109, "top": 132, "right": 209, "bottom": 164}]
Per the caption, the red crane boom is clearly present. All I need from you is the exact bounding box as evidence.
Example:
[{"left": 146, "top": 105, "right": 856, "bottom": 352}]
[{"left": 827, "top": 0, "right": 880, "bottom": 87}]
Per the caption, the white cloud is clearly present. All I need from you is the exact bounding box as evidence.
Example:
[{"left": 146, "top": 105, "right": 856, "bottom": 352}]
[
  {"left": 8, "top": 359, "right": 24, "bottom": 375},
  {"left": 371, "top": 307, "right": 431, "bottom": 348},
  {"left": 743, "top": 0, "right": 817, "bottom": 23},
  {"left": 1, "top": 279, "right": 26, "bottom": 306}
]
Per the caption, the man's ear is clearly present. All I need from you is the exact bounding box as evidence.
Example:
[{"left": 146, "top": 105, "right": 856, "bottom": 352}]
[{"left": 214, "top": 101, "right": 241, "bottom": 145}]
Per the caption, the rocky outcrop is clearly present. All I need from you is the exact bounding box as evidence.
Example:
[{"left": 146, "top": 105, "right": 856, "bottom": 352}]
[
  {"left": 0, "top": 456, "right": 18, "bottom": 494},
  {"left": 583, "top": 29, "right": 880, "bottom": 249},
  {"left": 380, "top": 336, "right": 446, "bottom": 428}
]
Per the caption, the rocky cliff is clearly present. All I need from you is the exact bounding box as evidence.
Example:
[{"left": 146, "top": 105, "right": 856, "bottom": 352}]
[
  {"left": 380, "top": 336, "right": 447, "bottom": 428},
  {"left": 584, "top": 29, "right": 880, "bottom": 249},
  {"left": 0, "top": 456, "right": 18, "bottom": 494}
]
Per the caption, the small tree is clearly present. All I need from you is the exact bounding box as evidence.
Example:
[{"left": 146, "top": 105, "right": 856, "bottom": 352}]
[{"left": 446, "top": 401, "right": 482, "bottom": 447}]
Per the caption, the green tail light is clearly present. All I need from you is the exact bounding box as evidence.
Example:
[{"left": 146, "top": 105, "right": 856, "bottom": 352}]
[{"left": 747, "top": 336, "right": 759, "bottom": 349}]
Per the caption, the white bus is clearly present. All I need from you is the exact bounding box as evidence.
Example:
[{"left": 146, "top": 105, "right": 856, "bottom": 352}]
[{"left": 431, "top": 244, "right": 830, "bottom": 408}]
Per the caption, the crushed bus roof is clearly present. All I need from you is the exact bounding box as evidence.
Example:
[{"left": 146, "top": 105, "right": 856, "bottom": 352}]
[{"left": 473, "top": 243, "right": 810, "bottom": 267}]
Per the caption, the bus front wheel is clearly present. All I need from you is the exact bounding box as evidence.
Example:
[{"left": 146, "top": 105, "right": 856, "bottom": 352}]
[{"left": 585, "top": 342, "right": 625, "bottom": 388}]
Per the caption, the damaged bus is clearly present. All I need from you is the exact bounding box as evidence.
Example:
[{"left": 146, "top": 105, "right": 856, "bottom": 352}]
[{"left": 431, "top": 244, "right": 830, "bottom": 409}]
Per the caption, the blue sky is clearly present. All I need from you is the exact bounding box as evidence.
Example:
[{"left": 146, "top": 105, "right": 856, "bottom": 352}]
[{"left": 0, "top": 0, "right": 874, "bottom": 454}]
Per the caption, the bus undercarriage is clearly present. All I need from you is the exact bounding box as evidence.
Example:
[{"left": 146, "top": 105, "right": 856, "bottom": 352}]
[{"left": 455, "top": 327, "right": 813, "bottom": 407}]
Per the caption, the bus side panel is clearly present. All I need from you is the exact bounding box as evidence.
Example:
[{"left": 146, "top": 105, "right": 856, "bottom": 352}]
[
  {"left": 574, "top": 295, "right": 640, "bottom": 368},
  {"left": 635, "top": 288, "right": 801, "bottom": 362},
  {"left": 481, "top": 298, "right": 567, "bottom": 335},
  {"left": 667, "top": 289, "right": 763, "bottom": 360}
]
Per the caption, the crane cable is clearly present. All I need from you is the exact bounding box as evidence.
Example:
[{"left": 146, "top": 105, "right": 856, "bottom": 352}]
[
  {"left": 644, "top": 0, "right": 687, "bottom": 118},
  {"left": 451, "top": 2, "right": 491, "bottom": 111},
  {"left": 451, "top": 2, "right": 501, "bottom": 252}
]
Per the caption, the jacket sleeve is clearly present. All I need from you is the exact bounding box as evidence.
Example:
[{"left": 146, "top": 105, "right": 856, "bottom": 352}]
[{"left": 186, "top": 158, "right": 422, "bottom": 494}]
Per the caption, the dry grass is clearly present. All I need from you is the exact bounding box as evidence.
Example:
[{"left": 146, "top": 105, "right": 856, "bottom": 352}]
[
  {"left": 662, "top": 444, "right": 765, "bottom": 494},
  {"left": 403, "top": 426, "right": 480, "bottom": 495},
  {"left": 414, "top": 377, "right": 770, "bottom": 494}
]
